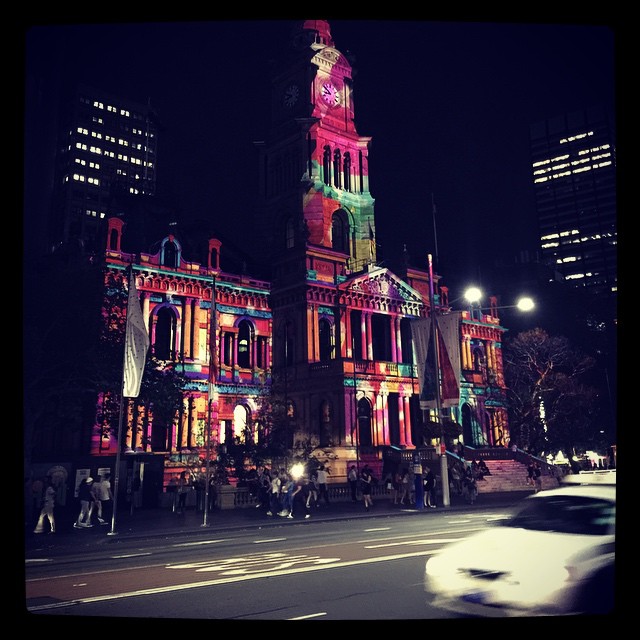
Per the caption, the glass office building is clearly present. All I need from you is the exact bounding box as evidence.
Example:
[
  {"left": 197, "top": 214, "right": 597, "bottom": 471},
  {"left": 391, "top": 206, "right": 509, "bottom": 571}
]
[{"left": 530, "top": 105, "right": 616, "bottom": 297}]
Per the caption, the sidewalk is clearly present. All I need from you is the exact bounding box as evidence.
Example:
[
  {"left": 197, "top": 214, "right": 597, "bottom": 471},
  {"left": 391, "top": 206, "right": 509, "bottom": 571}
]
[{"left": 25, "top": 490, "right": 533, "bottom": 554}]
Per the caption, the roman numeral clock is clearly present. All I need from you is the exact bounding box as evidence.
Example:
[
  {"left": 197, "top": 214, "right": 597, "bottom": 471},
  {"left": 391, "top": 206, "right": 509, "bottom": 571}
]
[
  {"left": 282, "top": 83, "right": 300, "bottom": 108},
  {"left": 320, "top": 80, "right": 340, "bottom": 107}
]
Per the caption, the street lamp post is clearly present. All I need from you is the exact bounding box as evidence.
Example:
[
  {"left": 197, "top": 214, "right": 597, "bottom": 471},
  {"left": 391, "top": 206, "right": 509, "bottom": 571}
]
[
  {"left": 352, "top": 333, "right": 360, "bottom": 473},
  {"left": 427, "top": 254, "right": 451, "bottom": 508},
  {"left": 203, "top": 273, "right": 217, "bottom": 527}
]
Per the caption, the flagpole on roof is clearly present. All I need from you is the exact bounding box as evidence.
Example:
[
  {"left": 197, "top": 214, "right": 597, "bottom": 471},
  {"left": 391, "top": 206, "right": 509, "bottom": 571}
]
[{"left": 108, "top": 265, "right": 149, "bottom": 535}]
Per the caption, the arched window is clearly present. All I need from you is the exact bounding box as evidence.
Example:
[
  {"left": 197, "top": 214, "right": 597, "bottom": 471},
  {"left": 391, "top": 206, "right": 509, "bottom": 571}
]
[
  {"left": 233, "top": 404, "right": 250, "bottom": 444},
  {"left": 153, "top": 306, "right": 177, "bottom": 360},
  {"left": 237, "top": 320, "right": 254, "bottom": 369},
  {"left": 462, "top": 402, "right": 483, "bottom": 447},
  {"left": 163, "top": 241, "right": 178, "bottom": 269},
  {"left": 331, "top": 212, "right": 348, "bottom": 253},
  {"left": 343, "top": 152, "right": 352, "bottom": 191},
  {"left": 471, "top": 342, "right": 485, "bottom": 372},
  {"left": 323, "top": 146, "right": 331, "bottom": 185},
  {"left": 319, "top": 318, "right": 333, "bottom": 361},
  {"left": 333, "top": 149, "right": 342, "bottom": 189}
]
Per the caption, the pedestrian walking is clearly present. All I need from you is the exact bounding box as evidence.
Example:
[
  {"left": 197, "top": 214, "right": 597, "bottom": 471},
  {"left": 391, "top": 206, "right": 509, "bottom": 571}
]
[
  {"left": 462, "top": 465, "right": 477, "bottom": 504},
  {"left": 93, "top": 473, "right": 113, "bottom": 524},
  {"left": 306, "top": 471, "right": 319, "bottom": 509},
  {"left": 348, "top": 465, "right": 359, "bottom": 502},
  {"left": 176, "top": 471, "right": 190, "bottom": 514},
  {"left": 533, "top": 462, "right": 543, "bottom": 493},
  {"left": 31, "top": 476, "right": 45, "bottom": 522},
  {"left": 33, "top": 477, "right": 56, "bottom": 534},
  {"left": 208, "top": 474, "right": 218, "bottom": 511},
  {"left": 267, "top": 468, "right": 283, "bottom": 516},
  {"left": 90, "top": 475, "right": 102, "bottom": 524},
  {"left": 526, "top": 460, "right": 535, "bottom": 486},
  {"left": 279, "top": 472, "right": 295, "bottom": 517},
  {"left": 423, "top": 466, "right": 437, "bottom": 508},
  {"left": 399, "top": 468, "right": 411, "bottom": 505},
  {"left": 450, "top": 462, "right": 463, "bottom": 495},
  {"left": 391, "top": 469, "right": 403, "bottom": 504},
  {"left": 255, "top": 466, "right": 271, "bottom": 511},
  {"left": 360, "top": 465, "right": 374, "bottom": 511},
  {"left": 290, "top": 475, "right": 311, "bottom": 519},
  {"left": 74, "top": 477, "right": 95, "bottom": 528},
  {"left": 316, "top": 465, "right": 330, "bottom": 505}
]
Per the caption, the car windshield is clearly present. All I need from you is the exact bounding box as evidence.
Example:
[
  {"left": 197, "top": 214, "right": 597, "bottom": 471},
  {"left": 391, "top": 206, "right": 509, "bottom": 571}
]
[{"left": 504, "top": 495, "right": 615, "bottom": 536}]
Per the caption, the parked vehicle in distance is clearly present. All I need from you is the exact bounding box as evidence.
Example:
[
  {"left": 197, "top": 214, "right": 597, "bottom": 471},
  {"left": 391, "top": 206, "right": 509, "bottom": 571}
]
[{"left": 424, "top": 478, "right": 615, "bottom": 617}]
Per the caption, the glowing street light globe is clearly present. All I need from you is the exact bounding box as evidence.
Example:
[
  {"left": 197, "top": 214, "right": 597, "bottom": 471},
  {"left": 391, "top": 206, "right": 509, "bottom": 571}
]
[
  {"left": 463, "top": 287, "right": 482, "bottom": 304},
  {"left": 290, "top": 462, "right": 305, "bottom": 479},
  {"left": 516, "top": 297, "right": 535, "bottom": 312}
]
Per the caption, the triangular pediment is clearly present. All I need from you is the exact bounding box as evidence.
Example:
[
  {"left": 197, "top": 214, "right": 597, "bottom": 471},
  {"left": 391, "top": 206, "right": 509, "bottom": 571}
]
[{"left": 343, "top": 267, "right": 425, "bottom": 308}]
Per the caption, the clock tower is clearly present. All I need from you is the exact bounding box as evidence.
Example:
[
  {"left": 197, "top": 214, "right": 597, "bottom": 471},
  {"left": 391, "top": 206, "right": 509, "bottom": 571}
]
[
  {"left": 255, "top": 19, "right": 375, "bottom": 270},
  {"left": 253, "top": 20, "right": 424, "bottom": 471}
]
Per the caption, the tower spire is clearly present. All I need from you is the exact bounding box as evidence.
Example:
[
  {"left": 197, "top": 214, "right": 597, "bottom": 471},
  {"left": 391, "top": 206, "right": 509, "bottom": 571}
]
[{"left": 291, "top": 20, "right": 334, "bottom": 49}]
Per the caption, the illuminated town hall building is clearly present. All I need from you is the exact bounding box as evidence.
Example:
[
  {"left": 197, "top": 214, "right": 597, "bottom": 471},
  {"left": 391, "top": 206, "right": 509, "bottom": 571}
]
[{"left": 71, "top": 21, "right": 513, "bottom": 488}]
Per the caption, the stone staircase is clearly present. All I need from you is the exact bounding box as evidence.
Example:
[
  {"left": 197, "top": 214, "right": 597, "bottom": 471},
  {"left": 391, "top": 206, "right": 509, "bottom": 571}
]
[{"left": 476, "top": 458, "right": 559, "bottom": 493}]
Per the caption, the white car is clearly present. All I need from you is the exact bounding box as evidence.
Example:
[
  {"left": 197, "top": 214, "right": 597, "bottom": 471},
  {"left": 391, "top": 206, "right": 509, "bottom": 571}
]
[{"left": 424, "top": 479, "right": 616, "bottom": 617}]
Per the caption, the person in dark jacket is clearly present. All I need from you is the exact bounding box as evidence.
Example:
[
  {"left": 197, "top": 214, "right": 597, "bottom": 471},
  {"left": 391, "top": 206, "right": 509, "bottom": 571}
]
[
  {"left": 74, "top": 477, "right": 95, "bottom": 528},
  {"left": 423, "top": 466, "right": 437, "bottom": 508}
]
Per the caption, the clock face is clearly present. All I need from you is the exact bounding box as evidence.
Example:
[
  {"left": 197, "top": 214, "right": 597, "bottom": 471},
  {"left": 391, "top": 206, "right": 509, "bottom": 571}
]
[
  {"left": 321, "top": 81, "right": 340, "bottom": 107},
  {"left": 283, "top": 84, "right": 299, "bottom": 108}
]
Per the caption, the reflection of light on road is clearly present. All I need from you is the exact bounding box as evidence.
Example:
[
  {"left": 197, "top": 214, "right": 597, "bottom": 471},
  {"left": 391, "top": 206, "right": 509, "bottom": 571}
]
[
  {"left": 173, "top": 539, "right": 229, "bottom": 547},
  {"left": 168, "top": 551, "right": 341, "bottom": 574},
  {"left": 365, "top": 538, "right": 461, "bottom": 549}
]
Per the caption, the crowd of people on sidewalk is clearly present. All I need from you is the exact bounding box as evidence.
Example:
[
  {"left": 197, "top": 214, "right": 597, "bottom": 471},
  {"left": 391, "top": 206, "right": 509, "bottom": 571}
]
[
  {"left": 31, "top": 472, "right": 113, "bottom": 534},
  {"left": 28, "top": 456, "right": 506, "bottom": 536},
  {"left": 240, "top": 462, "right": 384, "bottom": 519}
]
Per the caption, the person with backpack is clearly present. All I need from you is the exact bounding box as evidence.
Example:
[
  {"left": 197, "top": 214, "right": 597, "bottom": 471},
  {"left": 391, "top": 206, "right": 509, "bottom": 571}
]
[{"left": 74, "top": 477, "right": 95, "bottom": 528}]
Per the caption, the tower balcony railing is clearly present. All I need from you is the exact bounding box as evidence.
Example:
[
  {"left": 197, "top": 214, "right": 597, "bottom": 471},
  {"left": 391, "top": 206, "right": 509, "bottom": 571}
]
[{"left": 309, "top": 359, "right": 416, "bottom": 378}]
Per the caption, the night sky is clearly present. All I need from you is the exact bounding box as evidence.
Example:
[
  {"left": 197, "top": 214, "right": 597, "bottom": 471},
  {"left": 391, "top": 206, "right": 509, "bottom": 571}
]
[{"left": 24, "top": 18, "right": 617, "bottom": 297}]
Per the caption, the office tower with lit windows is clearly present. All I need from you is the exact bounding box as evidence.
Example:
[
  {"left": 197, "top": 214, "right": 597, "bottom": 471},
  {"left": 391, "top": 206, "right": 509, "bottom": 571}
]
[
  {"left": 529, "top": 105, "right": 616, "bottom": 298},
  {"left": 48, "top": 84, "right": 160, "bottom": 256}
]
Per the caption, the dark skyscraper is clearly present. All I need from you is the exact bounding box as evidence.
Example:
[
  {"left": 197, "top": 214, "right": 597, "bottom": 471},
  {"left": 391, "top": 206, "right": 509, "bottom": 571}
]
[
  {"left": 47, "top": 84, "right": 160, "bottom": 256},
  {"left": 529, "top": 105, "right": 616, "bottom": 298}
]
